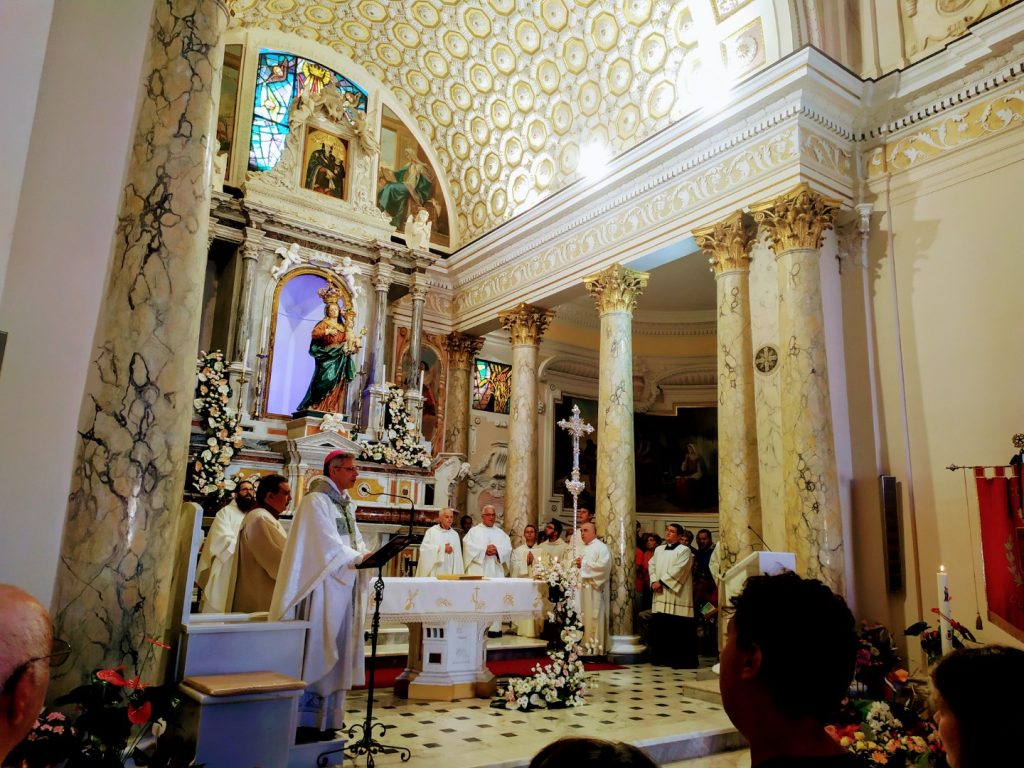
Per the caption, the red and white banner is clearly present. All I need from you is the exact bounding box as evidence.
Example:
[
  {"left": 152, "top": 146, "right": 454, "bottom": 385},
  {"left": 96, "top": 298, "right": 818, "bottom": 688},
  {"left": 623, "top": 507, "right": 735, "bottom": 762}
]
[{"left": 974, "top": 466, "right": 1024, "bottom": 641}]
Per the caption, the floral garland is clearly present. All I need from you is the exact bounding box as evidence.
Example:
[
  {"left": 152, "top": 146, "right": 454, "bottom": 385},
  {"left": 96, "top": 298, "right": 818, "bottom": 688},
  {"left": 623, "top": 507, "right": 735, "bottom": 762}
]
[
  {"left": 358, "top": 385, "right": 431, "bottom": 468},
  {"left": 493, "top": 556, "right": 590, "bottom": 711},
  {"left": 191, "top": 351, "right": 244, "bottom": 499}
]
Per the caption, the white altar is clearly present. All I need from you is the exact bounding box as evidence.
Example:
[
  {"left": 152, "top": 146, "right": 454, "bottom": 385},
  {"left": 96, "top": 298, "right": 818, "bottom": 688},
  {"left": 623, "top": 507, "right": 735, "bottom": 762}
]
[{"left": 373, "top": 577, "right": 546, "bottom": 701}]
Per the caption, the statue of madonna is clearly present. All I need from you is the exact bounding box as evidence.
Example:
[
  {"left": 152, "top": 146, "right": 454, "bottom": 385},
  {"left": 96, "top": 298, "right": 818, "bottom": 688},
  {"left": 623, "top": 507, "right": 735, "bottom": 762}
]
[{"left": 296, "top": 285, "right": 357, "bottom": 414}]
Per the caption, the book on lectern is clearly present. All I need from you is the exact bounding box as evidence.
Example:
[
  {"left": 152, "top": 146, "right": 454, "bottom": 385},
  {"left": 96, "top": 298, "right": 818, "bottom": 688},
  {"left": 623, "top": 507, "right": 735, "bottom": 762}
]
[{"left": 356, "top": 532, "right": 421, "bottom": 570}]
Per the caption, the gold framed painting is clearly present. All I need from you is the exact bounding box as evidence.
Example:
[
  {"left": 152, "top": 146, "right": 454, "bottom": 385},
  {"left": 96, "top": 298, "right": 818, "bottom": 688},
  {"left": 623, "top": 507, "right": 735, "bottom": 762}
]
[{"left": 302, "top": 127, "right": 348, "bottom": 200}]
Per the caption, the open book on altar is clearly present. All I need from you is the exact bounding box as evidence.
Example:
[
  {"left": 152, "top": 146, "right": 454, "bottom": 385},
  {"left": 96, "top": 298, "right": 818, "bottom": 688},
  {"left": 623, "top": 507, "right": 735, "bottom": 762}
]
[
  {"left": 434, "top": 574, "right": 484, "bottom": 580},
  {"left": 357, "top": 532, "right": 421, "bottom": 570}
]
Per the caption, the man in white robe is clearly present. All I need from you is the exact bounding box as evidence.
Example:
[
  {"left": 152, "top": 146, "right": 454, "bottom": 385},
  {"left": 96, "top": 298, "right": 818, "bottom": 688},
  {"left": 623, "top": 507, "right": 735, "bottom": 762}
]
[
  {"left": 232, "top": 474, "right": 290, "bottom": 613},
  {"left": 510, "top": 524, "right": 541, "bottom": 637},
  {"left": 648, "top": 522, "right": 697, "bottom": 668},
  {"left": 569, "top": 508, "right": 593, "bottom": 554},
  {"left": 270, "top": 451, "right": 369, "bottom": 741},
  {"left": 536, "top": 519, "right": 568, "bottom": 566},
  {"left": 416, "top": 507, "right": 463, "bottom": 577},
  {"left": 575, "top": 522, "right": 611, "bottom": 656},
  {"left": 462, "top": 504, "right": 512, "bottom": 635},
  {"left": 195, "top": 479, "right": 255, "bottom": 613}
]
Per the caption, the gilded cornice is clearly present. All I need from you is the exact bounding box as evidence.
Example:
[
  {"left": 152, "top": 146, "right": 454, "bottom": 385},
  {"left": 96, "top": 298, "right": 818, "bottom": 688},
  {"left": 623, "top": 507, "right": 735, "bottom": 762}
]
[
  {"left": 499, "top": 303, "right": 554, "bottom": 347},
  {"left": 583, "top": 264, "right": 650, "bottom": 315},
  {"left": 693, "top": 211, "right": 756, "bottom": 276},
  {"left": 750, "top": 183, "right": 839, "bottom": 254},
  {"left": 444, "top": 332, "right": 484, "bottom": 370}
]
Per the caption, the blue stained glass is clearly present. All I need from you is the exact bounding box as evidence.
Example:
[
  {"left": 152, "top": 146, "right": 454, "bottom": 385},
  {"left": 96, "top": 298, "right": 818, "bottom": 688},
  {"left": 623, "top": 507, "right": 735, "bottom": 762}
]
[{"left": 249, "top": 50, "right": 368, "bottom": 172}]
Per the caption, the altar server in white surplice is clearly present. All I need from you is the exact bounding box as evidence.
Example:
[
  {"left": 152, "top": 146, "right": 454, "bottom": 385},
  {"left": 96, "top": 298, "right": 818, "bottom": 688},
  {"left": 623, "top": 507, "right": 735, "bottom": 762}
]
[
  {"left": 575, "top": 522, "right": 611, "bottom": 656},
  {"left": 648, "top": 522, "right": 697, "bottom": 669},
  {"left": 271, "top": 451, "right": 369, "bottom": 741},
  {"left": 416, "top": 507, "right": 464, "bottom": 577},
  {"left": 463, "top": 504, "right": 512, "bottom": 635},
  {"left": 510, "top": 524, "right": 542, "bottom": 637},
  {"left": 196, "top": 479, "right": 255, "bottom": 613}
]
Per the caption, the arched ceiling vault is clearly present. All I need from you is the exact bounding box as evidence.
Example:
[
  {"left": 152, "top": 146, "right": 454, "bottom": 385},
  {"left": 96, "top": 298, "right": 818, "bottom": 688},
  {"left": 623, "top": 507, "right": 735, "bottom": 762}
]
[{"left": 230, "top": 0, "right": 791, "bottom": 246}]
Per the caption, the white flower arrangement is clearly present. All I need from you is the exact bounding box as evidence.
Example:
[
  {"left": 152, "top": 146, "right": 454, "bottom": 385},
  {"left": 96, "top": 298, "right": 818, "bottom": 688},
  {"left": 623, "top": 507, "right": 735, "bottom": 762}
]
[
  {"left": 190, "top": 351, "right": 244, "bottom": 499},
  {"left": 357, "top": 386, "right": 431, "bottom": 468},
  {"left": 494, "top": 556, "right": 590, "bottom": 711}
]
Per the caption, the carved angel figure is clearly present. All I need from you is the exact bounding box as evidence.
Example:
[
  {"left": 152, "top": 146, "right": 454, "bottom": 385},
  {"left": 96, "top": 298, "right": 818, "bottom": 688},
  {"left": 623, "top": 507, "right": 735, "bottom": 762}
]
[
  {"left": 404, "top": 209, "right": 432, "bottom": 251},
  {"left": 272, "top": 242, "right": 303, "bottom": 280}
]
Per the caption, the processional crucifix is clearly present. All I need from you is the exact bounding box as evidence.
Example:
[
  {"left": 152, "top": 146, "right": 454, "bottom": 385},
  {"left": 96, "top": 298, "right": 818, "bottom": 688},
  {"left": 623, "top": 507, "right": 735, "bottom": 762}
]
[{"left": 558, "top": 403, "right": 594, "bottom": 560}]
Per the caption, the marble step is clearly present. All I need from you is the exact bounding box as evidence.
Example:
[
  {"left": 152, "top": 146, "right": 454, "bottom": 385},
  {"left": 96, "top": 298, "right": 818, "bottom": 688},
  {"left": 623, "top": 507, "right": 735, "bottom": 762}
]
[{"left": 680, "top": 676, "right": 724, "bottom": 705}]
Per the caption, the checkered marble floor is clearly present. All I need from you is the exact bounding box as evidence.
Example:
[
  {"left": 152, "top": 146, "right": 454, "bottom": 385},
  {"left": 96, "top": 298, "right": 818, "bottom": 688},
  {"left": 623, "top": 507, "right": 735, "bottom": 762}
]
[{"left": 338, "top": 664, "right": 745, "bottom": 768}]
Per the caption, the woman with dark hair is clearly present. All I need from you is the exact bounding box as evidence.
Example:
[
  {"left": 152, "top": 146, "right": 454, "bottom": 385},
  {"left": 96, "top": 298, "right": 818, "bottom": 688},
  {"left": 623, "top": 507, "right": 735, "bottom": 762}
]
[
  {"left": 930, "top": 645, "right": 1024, "bottom": 768},
  {"left": 529, "top": 737, "right": 657, "bottom": 768}
]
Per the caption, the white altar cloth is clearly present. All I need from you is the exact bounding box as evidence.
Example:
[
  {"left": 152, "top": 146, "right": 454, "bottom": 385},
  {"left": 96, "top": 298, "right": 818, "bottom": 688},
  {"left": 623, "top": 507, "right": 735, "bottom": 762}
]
[{"left": 373, "top": 577, "right": 545, "bottom": 623}]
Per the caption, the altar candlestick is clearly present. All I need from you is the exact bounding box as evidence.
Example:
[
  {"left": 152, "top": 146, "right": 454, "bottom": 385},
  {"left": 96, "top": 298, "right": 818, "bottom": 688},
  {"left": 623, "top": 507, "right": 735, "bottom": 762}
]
[{"left": 938, "top": 565, "right": 952, "bottom": 656}]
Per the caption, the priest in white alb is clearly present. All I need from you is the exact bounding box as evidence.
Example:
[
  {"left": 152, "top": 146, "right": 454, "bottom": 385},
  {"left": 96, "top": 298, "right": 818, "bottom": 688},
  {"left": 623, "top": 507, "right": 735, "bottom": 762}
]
[
  {"left": 416, "top": 507, "right": 464, "bottom": 577},
  {"left": 510, "top": 523, "right": 542, "bottom": 637},
  {"left": 462, "top": 504, "right": 512, "bottom": 636},
  {"left": 648, "top": 522, "right": 697, "bottom": 669},
  {"left": 270, "top": 451, "right": 369, "bottom": 742},
  {"left": 575, "top": 522, "right": 611, "bottom": 656},
  {"left": 195, "top": 479, "right": 255, "bottom": 613}
]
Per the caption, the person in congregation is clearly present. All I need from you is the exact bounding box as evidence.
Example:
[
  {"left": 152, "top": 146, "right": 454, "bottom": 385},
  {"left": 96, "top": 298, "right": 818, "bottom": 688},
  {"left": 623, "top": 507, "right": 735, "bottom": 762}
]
[
  {"left": 511, "top": 524, "right": 542, "bottom": 637},
  {"left": 636, "top": 532, "right": 660, "bottom": 611},
  {"left": 719, "top": 571, "right": 861, "bottom": 768},
  {"left": 195, "top": 478, "right": 255, "bottom": 612},
  {"left": 929, "top": 645, "right": 1024, "bottom": 768},
  {"left": 463, "top": 504, "right": 512, "bottom": 637},
  {"left": 537, "top": 518, "right": 568, "bottom": 565},
  {"left": 575, "top": 522, "right": 611, "bottom": 657},
  {"left": 458, "top": 513, "right": 474, "bottom": 539},
  {"left": 529, "top": 737, "right": 657, "bottom": 768},
  {"left": 648, "top": 523, "right": 697, "bottom": 668},
  {"left": 271, "top": 451, "right": 369, "bottom": 743},
  {"left": 232, "top": 474, "right": 290, "bottom": 613},
  {"left": 0, "top": 585, "right": 62, "bottom": 764},
  {"left": 416, "top": 506, "right": 464, "bottom": 577}
]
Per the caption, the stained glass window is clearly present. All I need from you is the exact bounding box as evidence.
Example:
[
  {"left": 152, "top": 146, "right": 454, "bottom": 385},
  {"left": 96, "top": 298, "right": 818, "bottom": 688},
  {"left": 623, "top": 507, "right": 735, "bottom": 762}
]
[
  {"left": 248, "top": 50, "right": 368, "bottom": 172},
  {"left": 472, "top": 358, "right": 512, "bottom": 414}
]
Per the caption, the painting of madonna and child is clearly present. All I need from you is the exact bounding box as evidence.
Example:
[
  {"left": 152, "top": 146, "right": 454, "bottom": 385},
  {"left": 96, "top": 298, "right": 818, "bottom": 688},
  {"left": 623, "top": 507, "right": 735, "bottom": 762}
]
[
  {"left": 264, "top": 272, "right": 364, "bottom": 420},
  {"left": 552, "top": 395, "right": 718, "bottom": 514}
]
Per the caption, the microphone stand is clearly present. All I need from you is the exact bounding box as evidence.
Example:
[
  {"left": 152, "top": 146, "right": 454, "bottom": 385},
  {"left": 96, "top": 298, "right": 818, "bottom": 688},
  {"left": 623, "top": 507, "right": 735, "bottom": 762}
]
[
  {"left": 747, "top": 525, "right": 771, "bottom": 551},
  {"left": 340, "top": 492, "right": 421, "bottom": 767}
]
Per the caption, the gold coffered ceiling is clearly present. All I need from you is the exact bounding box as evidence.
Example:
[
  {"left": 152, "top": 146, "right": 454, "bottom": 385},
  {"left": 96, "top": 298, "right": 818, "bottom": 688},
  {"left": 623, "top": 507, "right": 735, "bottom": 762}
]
[{"left": 230, "top": 0, "right": 777, "bottom": 245}]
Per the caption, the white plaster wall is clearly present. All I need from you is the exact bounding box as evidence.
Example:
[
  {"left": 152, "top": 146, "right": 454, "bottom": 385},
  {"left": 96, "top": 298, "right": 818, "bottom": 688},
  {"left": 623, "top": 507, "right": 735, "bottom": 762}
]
[
  {"left": 0, "top": 0, "right": 54, "bottom": 298},
  {"left": 862, "top": 130, "right": 1024, "bottom": 650},
  {"left": 0, "top": 0, "right": 155, "bottom": 604}
]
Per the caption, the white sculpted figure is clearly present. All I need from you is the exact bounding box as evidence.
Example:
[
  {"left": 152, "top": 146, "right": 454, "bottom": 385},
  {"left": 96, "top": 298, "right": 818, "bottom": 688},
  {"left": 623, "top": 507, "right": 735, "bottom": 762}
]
[
  {"left": 272, "top": 242, "right": 303, "bottom": 280},
  {"left": 404, "top": 209, "right": 432, "bottom": 252},
  {"left": 336, "top": 255, "right": 362, "bottom": 299}
]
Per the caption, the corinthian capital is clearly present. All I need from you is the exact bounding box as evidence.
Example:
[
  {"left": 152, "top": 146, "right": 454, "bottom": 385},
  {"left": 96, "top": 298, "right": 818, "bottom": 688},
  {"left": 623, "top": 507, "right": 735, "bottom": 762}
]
[
  {"left": 694, "top": 211, "right": 756, "bottom": 276},
  {"left": 499, "top": 303, "right": 554, "bottom": 346},
  {"left": 445, "top": 332, "right": 485, "bottom": 370},
  {"left": 750, "top": 183, "right": 840, "bottom": 254},
  {"left": 583, "top": 264, "right": 649, "bottom": 315}
]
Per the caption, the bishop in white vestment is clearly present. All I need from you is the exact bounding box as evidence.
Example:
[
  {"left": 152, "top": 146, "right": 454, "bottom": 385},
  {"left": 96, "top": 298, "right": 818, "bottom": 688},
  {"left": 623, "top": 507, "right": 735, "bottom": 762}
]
[
  {"left": 575, "top": 523, "right": 611, "bottom": 656},
  {"left": 462, "top": 505, "right": 512, "bottom": 634},
  {"left": 195, "top": 479, "right": 255, "bottom": 613},
  {"left": 416, "top": 507, "right": 464, "bottom": 577},
  {"left": 510, "top": 524, "right": 542, "bottom": 637},
  {"left": 270, "top": 452, "right": 369, "bottom": 735}
]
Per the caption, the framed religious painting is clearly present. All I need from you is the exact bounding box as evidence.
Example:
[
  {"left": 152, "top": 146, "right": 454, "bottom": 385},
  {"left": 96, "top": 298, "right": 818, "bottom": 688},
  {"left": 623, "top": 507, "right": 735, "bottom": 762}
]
[
  {"left": 634, "top": 407, "right": 718, "bottom": 514},
  {"left": 301, "top": 127, "right": 349, "bottom": 201}
]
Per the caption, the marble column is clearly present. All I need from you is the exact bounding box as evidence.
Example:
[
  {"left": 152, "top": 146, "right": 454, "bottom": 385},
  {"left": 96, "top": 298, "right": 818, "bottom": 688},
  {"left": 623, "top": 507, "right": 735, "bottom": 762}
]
[
  {"left": 231, "top": 227, "right": 263, "bottom": 414},
  {"left": 444, "top": 332, "right": 484, "bottom": 512},
  {"left": 694, "top": 212, "right": 763, "bottom": 576},
  {"left": 50, "top": 0, "right": 228, "bottom": 693},
  {"left": 583, "top": 264, "right": 648, "bottom": 657},
  {"left": 404, "top": 277, "right": 428, "bottom": 432},
  {"left": 751, "top": 183, "right": 845, "bottom": 593},
  {"left": 362, "top": 259, "right": 393, "bottom": 438},
  {"left": 499, "top": 303, "right": 553, "bottom": 544}
]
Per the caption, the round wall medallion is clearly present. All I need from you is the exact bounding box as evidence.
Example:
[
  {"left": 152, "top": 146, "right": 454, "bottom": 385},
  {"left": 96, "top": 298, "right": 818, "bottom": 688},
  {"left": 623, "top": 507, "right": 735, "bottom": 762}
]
[{"left": 754, "top": 344, "right": 779, "bottom": 374}]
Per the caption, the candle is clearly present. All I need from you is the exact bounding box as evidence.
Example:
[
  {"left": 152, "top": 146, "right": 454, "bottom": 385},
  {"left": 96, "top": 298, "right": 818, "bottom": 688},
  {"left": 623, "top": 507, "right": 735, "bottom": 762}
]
[
  {"left": 382, "top": 364, "right": 387, "bottom": 384},
  {"left": 419, "top": 369, "right": 424, "bottom": 395},
  {"left": 242, "top": 338, "right": 250, "bottom": 364},
  {"left": 260, "top": 315, "right": 269, "bottom": 348},
  {"left": 938, "top": 565, "right": 952, "bottom": 657}
]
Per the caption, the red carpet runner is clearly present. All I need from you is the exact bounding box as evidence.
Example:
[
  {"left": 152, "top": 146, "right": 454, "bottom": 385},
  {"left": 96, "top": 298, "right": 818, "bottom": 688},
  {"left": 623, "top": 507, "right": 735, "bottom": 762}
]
[{"left": 355, "top": 657, "right": 624, "bottom": 690}]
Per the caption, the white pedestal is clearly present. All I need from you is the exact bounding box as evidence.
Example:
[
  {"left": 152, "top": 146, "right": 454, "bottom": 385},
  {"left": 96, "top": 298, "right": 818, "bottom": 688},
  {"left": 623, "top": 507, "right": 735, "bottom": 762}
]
[
  {"left": 176, "top": 613, "right": 309, "bottom": 679},
  {"left": 396, "top": 620, "right": 494, "bottom": 700}
]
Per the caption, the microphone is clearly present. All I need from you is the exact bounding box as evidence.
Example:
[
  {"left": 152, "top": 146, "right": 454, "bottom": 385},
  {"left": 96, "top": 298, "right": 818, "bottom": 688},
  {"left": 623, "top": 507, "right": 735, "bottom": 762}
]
[
  {"left": 374, "top": 490, "right": 417, "bottom": 538},
  {"left": 747, "top": 525, "right": 771, "bottom": 551}
]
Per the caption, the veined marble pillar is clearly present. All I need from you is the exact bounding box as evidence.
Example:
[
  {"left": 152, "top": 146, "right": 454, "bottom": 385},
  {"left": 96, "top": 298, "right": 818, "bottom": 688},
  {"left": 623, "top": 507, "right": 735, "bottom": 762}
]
[
  {"left": 404, "top": 277, "right": 428, "bottom": 433},
  {"left": 231, "top": 227, "right": 262, "bottom": 414},
  {"left": 444, "top": 332, "right": 484, "bottom": 512},
  {"left": 50, "top": 0, "right": 228, "bottom": 693},
  {"left": 751, "top": 184, "right": 845, "bottom": 593},
  {"left": 499, "top": 304, "right": 553, "bottom": 544},
  {"left": 584, "top": 264, "right": 648, "bottom": 656},
  {"left": 694, "top": 212, "right": 763, "bottom": 576},
  {"left": 363, "top": 259, "right": 393, "bottom": 438}
]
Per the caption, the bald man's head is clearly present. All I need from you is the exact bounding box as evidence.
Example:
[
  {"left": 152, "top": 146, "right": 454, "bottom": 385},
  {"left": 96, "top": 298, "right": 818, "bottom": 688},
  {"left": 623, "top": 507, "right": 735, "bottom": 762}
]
[{"left": 0, "top": 585, "right": 53, "bottom": 761}]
